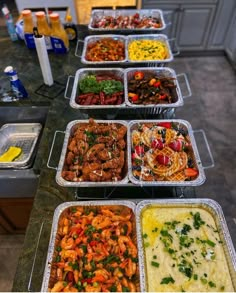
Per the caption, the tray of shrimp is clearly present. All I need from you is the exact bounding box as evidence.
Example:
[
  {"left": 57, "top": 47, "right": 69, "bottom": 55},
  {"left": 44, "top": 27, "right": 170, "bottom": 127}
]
[
  {"left": 54, "top": 118, "right": 129, "bottom": 187},
  {"left": 128, "top": 119, "right": 207, "bottom": 186},
  {"left": 41, "top": 200, "right": 141, "bottom": 292}
]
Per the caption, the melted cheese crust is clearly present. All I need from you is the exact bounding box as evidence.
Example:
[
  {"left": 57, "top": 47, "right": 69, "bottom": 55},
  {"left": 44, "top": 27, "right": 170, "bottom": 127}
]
[{"left": 142, "top": 207, "right": 235, "bottom": 292}]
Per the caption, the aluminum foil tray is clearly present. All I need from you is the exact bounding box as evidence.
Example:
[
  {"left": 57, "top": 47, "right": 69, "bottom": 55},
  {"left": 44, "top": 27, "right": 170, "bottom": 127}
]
[
  {"left": 56, "top": 119, "right": 129, "bottom": 187},
  {"left": 128, "top": 119, "right": 206, "bottom": 186},
  {"left": 0, "top": 123, "right": 42, "bottom": 169},
  {"left": 81, "top": 34, "right": 127, "bottom": 65},
  {"left": 88, "top": 9, "right": 166, "bottom": 32},
  {"left": 70, "top": 68, "right": 126, "bottom": 109},
  {"left": 41, "top": 200, "right": 140, "bottom": 292},
  {"left": 124, "top": 67, "right": 184, "bottom": 108},
  {"left": 136, "top": 198, "right": 236, "bottom": 292},
  {"left": 126, "top": 34, "right": 173, "bottom": 63},
  {"left": 80, "top": 34, "right": 173, "bottom": 64}
]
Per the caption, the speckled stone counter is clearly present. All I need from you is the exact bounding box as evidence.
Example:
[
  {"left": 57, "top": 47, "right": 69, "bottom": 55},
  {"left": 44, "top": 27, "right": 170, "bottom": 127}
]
[{"left": 0, "top": 26, "right": 215, "bottom": 291}]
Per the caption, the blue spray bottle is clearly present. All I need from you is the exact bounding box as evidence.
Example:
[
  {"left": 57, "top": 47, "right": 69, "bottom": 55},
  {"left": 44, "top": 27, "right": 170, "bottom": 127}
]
[
  {"left": 1, "top": 4, "right": 18, "bottom": 41},
  {"left": 4, "top": 66, "right": 28, "bottom": 99}
]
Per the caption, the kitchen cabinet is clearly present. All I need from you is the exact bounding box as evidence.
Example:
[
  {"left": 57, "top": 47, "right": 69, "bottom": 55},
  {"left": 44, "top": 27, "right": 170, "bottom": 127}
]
[
  {"left": 0, "top": 198, "right": 33, "bottom": 234},
  {"left": 142, "top": 0, "right": 217, "bottom": 51},
  {"left": 225, "top": 8, "right": 236, "bottom": 68}
]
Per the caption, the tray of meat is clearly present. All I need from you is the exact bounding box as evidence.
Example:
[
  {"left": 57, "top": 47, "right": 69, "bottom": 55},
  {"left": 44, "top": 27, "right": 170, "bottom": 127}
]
[
  {"left": 124, "top": 67, "right": 191, "bottom": 108},
  {"left": 48, "top": 118, "right": 129, "bottom": 187},
  {"left": 67, "top": 68, "right": 125, "bottom": 109},
  {"left": 41, "top": 200, "right": 141, "bottom": 292},
  {"left": 88, "top": 9, "right": 166, "bottom": 31},
  {"left": 80, "top": 35, "right": 126, "bottom": 64},
  {"left": 128, "top": 119, "right": 213, "bottom": 186}
]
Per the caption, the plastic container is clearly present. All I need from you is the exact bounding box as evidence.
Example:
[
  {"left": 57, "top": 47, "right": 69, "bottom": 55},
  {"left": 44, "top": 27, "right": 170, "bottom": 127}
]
[
  {"left": 64, "top": 14, "right": 77, "bottom": 41},
  {"left": 35, "top": 11, "right": 52, "bottom": 51},
  {"left": 22, "top": 9, "right": 35, "bottom": 49},
  {"left": 4, "top": 66, "right": 28, "bottom": 99},
  {"left": 1, "top": 5, "right": 18, "bottom": 41},
  {"left": 49, "top": 13, "right": 69, "bottom": 54}
]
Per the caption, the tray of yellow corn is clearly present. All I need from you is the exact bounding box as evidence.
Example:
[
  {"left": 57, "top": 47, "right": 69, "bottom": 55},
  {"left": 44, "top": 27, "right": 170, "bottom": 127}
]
[{"left": 0, "top": 123, "right": 42, "bottom": 169}]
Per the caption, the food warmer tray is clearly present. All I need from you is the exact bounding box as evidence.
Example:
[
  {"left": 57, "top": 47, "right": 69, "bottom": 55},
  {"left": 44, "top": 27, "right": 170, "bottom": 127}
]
[
  {"left": 52, "top": 119, "right": 129, "bottom": 187},
  {"left": 136, "top": 198, "right": 236, "bottom": 292},
  {"left": 88, "top": 9, "right": 167, "bottom": 32},
  {"left": 65, "top": 67, "right": 191, "bottom": 112},
  {"left": 47, "top": 119, "right": 214, "bottom": 188},
  {"left": 41, "top": 200, "right": 139, "bottom": 292},
  {"left": 0, "top": 123, "right": 42, "bottom": 169},
  {"left": 77, "top": 34, "right": 175, "bottom": 65}
]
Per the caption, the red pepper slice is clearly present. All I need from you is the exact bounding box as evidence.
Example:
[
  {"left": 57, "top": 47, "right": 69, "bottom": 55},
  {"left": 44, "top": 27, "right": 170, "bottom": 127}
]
[
  {"left": 134, "top": 71, "right": 144, "bottom": 80},
  {"left": 82, "top": 278, "right": 92, "bottom": 284},
  {"left": 89, "top": 240, "right": 98, "bottom": 246},
  {"left": 153, "top": 81, "right": 161, "bottom": 87},
  {"left": 159, "top": 94, "right": 167, "bottom": 100},
  {"left": 131, "top": 95, "right": 139, "bottom": 102},
  {"left": 67, "top": 271, "right": 74, "bottom": 283},
  {"left": 157, "top": 122, "right": 172, "bottom": 129}
]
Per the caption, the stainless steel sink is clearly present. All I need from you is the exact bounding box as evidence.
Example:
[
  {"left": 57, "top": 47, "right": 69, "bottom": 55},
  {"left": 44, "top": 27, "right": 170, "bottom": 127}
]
[{"left": 0, "top": 105, "right": 49, "bottom": 198}]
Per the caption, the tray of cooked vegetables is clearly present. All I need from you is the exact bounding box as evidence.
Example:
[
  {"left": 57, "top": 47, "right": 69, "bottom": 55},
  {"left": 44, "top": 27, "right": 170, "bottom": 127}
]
[
  {"left": 77, "top": 34, "right": 174, "bottom": 64},
  {"left": 66, "top": 67, "right": 190, "bottom": 110},
  {"left": 88, "top": 9, "right": 166, "bottom": 31}
]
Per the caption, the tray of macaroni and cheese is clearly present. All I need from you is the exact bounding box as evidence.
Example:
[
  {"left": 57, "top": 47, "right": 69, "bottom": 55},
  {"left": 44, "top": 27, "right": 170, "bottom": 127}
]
[{"left": 136, "top": 198, "right": 236, "bottom": 292}]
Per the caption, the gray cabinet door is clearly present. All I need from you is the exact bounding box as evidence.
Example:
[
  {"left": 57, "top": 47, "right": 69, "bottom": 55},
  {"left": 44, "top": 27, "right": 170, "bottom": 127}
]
[{"left": 176, "top": 4, "right": 216, "bottom": 50}]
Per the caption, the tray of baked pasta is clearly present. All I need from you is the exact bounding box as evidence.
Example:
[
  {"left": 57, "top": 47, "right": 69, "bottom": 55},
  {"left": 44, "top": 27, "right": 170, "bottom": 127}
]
[
  {"left": 41, "top": 200, "right": 140, "bottom": 292},
  {"left": 128, "top": 119, "right": 207, "bottom": 186},
  {"left": 136, "top": 198, "right": 236, "bottom": 292}
]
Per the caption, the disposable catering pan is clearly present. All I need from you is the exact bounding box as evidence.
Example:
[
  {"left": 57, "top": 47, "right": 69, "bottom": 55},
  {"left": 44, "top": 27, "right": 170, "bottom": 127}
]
[
  {"left": 64, "top": 67, "right": 191, "bottom": 113},
  {"left": 128, "top": 119, "right": 207, "bottom": 186},
  {"left": 124, "top": 67, "right": 191, "bottom": 109},
  {"left": 68, "top": 68, "right": 126, "bottom": 109},
  {"left": 88, "top": 9, "right": 166, "bottom": 32},
  {"left": 0, "top": 123, "right": 42, "bottom": 169},
  {"left": 136, "top": 198, "right": 236, "bottom": 292},
  {"left": 78, "top": 34, "right": 176, "bottom": 65},
  {"left": 41, "top": 200, "right": 140, "bottom": 292},
  {"left": 48, "top": 119, "right": 129, "bottom": 187}
]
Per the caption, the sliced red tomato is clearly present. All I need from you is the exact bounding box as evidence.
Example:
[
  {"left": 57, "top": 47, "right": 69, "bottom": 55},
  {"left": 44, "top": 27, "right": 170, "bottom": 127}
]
[
  {"left": 134, "top": 71, "right": 144, "bottom": 80},
  {"left": 184, "top": 168, "right": 199, "bottom": 177},
  {"left": 157, "top": 122, "right": 172, "bottom": 129},
  {"left": 156, "top": 154, "right": 170, "bottom": 165},
  {"left": 151, "top": 139, "right": 164, "bottom": 150},
  {"left": 134, "top": 145, "right": 145, "bottom": 156}
]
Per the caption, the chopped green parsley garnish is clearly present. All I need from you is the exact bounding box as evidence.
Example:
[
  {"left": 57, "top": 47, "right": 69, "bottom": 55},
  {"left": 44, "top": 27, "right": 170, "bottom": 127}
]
[
  {"left": 160, "top": 276, "right": 175, "bottom": 284},
  {"left": 151, "top": 261, "right": 160, "bottom": 267}
]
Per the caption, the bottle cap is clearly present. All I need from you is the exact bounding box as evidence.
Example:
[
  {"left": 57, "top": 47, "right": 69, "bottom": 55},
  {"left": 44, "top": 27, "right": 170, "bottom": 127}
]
[
  {"left": 49, "top": 13, "right": 59, "bottom": 20},
  {"left": 22, "top": 9, "right": 32, "bottom": 16},
  {"left": 66, "top": 15, "right": 72, "bottom": 22},
  {"left": 35, "top": 11, "right": 46, "bottom": 18},
  {"left": 4, "top": 66, "right": 14, "bottom": 73}
]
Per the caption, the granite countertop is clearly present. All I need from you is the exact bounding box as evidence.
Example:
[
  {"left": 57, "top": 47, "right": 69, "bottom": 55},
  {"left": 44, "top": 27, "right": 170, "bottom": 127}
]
[{"left": 0, "top": 26, "right": 195, "bottom": 291}]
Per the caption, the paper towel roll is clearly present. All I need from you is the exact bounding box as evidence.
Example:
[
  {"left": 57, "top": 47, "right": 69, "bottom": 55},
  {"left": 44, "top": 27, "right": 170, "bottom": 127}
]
[{"left": 33, "top": 33, "right": 53, "bottom": 86}]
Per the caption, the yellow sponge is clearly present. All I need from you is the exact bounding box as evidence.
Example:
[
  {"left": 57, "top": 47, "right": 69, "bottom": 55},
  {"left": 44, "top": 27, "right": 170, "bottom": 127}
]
[{"left": 0, "top": 146, "right": 22, "bottom": 162}]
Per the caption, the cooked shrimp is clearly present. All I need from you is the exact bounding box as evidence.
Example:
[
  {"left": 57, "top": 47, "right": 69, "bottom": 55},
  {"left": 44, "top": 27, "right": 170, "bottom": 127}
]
[
  {"left": 125, "top": 258, "right": 137, "bottom": 278},
  {"left": 118, "top": 236, "right": 137, "bottom": 257},
  {"left": 50, "top": 281, "right": 64, "bottom": 292},
  {"left": 60, "top": 249, "right": 77, "bottom": 261},
  {"left": 63, "top": 283, "right": 78, "bottom": 292},
  {"left": 92, "top": 215, "right": 112, "bottom": 229},
  {"left": 61, "top": 236, "right": 75, "bottom": 250},
  {"left": 85, "top": 284, "right": 102, "bottom": 292},
  {"left": 57, "top": 268, "right": 63, "bottom": 281},
  {"left": 92, "top": 268, "right": 110, "bottom": 282}
]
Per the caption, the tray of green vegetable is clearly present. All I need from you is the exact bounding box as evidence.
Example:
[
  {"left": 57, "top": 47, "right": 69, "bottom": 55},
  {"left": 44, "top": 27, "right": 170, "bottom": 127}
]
[{"left": 69, "top": 68, "right": 126, "bottom": 109}]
